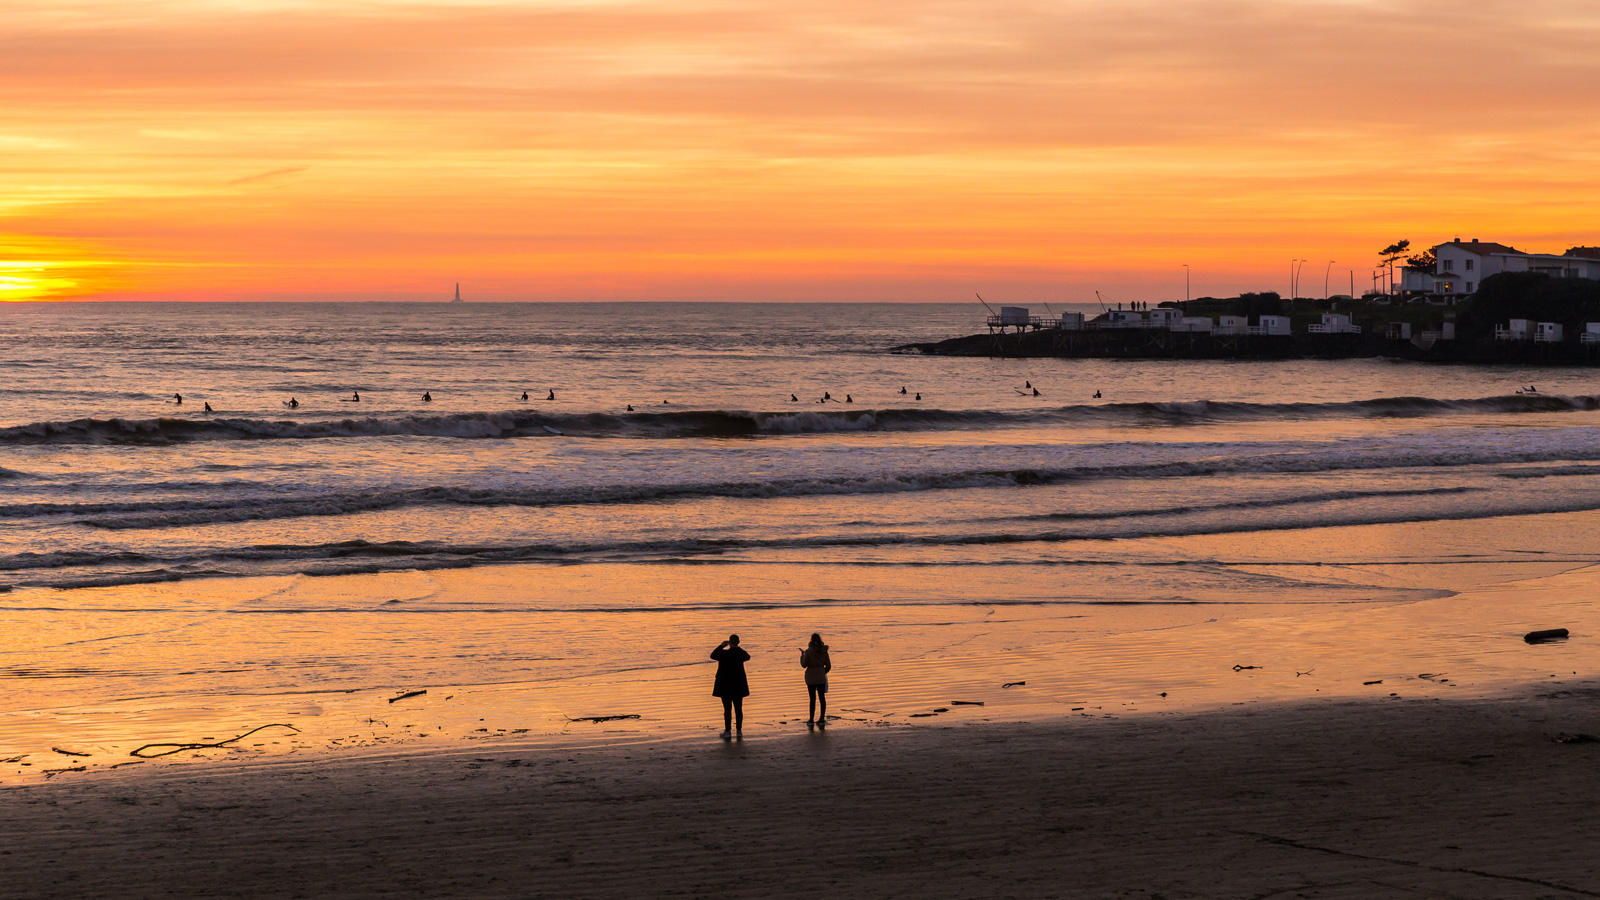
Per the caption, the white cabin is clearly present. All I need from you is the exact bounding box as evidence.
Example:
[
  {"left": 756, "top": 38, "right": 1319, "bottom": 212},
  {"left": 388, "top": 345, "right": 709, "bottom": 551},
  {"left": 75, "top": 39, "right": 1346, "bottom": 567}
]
[
  {"left": 998, "top": 306, "right": 1030, "bottom": 326},
  {"left": 1495, "top": 319, "right": 1533, "bottom": 341},
  {"left": 1535, "top": 322, "right": 1564, "bottom": 343},
  {"left": 1386, "top": 322, "right": 1412, "bottom": 340},
  {"left": 1257, "top": 315, "right": 1291, "bottom": 336},
  {"left": 1147, "top": 308, "right": 1182, "bottom": 328},
  {"left": 1056, "top": 312, "right": 1084, "bottom": 331},
  {"left": 1216, "top": 315, "right": 1248, "bottom": 335},
  {"left": 1309, "top": 313, "right": 1359, "bottom": 335},
  {"left": 1584, "top": 323, "right": 1600, "bottom": 345},
  {"left": 1173, "top": 317, "right": 1213, "bottom": 332}
]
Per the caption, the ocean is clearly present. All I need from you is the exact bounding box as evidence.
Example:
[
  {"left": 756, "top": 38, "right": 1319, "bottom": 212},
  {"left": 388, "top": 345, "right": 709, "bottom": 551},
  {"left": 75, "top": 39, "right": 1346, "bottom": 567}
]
[{"left": 5, "top": 301, "right": 1600, "bottom": 767}]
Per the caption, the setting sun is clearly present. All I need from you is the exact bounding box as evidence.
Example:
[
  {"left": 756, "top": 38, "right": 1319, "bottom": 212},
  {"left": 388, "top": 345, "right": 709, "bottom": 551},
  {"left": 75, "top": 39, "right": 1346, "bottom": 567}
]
[{"left": 4, "top": 0, "right": 1598, "bottom": 301}]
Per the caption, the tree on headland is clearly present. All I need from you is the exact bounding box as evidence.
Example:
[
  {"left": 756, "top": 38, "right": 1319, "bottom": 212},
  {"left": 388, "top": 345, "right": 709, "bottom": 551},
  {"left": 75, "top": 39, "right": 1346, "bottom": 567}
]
[
  {"left": 1233, "top": 291, "right": 1284, "bottom": 320},
  {"left": 1378, "top": 240, "right": 1411, "bottom": 293},
  {"left": 1405, "top": 248, "right": 1437, "bottom": 272}
]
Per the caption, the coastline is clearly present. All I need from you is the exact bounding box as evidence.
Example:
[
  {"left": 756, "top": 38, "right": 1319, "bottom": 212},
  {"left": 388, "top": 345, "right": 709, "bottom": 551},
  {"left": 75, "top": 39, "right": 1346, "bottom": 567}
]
[
  {"left": 900, "top": 328, "right": 1600, "bottom": 363},
  {"left": 5, "top": 684, "right": 1600, "bottom": 899}
]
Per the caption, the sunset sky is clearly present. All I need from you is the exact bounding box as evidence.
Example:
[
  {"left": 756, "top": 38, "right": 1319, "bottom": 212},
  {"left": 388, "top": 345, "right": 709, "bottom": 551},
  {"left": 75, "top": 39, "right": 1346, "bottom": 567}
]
[{"left": 4, "top": 0, "right": 1599, "bottom": 302}]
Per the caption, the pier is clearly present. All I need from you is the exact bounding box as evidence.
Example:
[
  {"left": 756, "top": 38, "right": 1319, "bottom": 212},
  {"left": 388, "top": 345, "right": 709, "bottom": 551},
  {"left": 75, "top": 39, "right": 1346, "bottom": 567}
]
[{"left": 902, "top": 305, "right": 1600, "bottom": 364}]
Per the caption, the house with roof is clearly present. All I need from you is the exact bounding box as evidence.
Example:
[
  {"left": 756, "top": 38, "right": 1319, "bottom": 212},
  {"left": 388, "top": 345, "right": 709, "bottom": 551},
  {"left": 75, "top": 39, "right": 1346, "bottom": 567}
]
[{"left": 1403, "top": 238, "right": 1600, "bottom": 301}]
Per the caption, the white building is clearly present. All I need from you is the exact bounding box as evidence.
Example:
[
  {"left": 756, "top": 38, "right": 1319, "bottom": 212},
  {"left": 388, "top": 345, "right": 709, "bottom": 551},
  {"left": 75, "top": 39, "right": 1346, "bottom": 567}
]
[
  {"left": 1147, "top": 308, "right": 1182, "bottom": 328},
  {"left": 1307, "top": 313, "right": 1359, "bottom": 334},
  {"left": 1257, "top": 315, "right": 1291, "bottom": 336},
  {"left": 1216, "top": 315, "right": 1248, "bottom": 335},
  {"left": 1422, "top": 238, "right": 1600, "bottom": 300},
  {"left": 1495, "top": 319, "right": 1533, "bottom": 341}
]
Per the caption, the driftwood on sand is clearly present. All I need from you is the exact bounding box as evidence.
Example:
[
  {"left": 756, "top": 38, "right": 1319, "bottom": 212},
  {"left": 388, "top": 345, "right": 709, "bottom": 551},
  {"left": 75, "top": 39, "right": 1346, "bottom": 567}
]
[{"left": 129, "top": 724, "right": 302, "bottom": 759}]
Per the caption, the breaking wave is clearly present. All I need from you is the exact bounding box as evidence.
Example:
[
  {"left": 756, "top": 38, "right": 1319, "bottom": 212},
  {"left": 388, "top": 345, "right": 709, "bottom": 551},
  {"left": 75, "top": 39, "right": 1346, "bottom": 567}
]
[{"left": 2, "top": 393, "right": 1598, "bottom": 445}]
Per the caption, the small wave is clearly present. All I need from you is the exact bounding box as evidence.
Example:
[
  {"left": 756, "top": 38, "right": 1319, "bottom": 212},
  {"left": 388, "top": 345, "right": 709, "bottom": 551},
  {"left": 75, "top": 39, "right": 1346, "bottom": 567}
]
[
  {"left": 1, "top": 393, "right": 1594, "bottom": 445},
  {"left": 10, "top": 488, "right": 1600, "bottom": 589},
  {"left": 1, "top": 445, "right": 1594, "bottom": 530}
]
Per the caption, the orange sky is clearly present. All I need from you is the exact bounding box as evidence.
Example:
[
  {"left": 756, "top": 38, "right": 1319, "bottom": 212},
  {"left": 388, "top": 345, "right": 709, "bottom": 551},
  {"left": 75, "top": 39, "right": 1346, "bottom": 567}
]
[{"left": 3, "top": 0, "right": 1599, "bottom": 302}]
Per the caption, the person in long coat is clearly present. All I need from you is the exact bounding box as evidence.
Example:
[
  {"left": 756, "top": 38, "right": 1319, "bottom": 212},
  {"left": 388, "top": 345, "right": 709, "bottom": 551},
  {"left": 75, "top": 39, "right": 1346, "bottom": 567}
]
[
  {"left": 710, "top": 634, "right": 750, "bottom": 738},
  {"left": 801, "top": 633, "right": 832, "bottom": 727}
]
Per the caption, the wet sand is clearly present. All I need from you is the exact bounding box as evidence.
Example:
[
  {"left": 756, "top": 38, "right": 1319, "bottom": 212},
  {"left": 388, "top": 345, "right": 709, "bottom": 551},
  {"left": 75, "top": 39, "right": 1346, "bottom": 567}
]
[
  {"left": 7, "top": 556, "right": 1598, "bottom": 781},
  {"left": 5, "top": 684, "right": 1600, "bottom": 899},
  {"left": 5, "top": 561, "right": 1600, "bottom": 897}
]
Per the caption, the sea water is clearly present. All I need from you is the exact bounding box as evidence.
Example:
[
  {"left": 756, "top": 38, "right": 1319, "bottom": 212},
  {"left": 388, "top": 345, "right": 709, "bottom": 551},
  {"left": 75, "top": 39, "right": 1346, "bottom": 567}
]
[{"left": 4, "top": 301, "right": 1600, "bottom": 767}]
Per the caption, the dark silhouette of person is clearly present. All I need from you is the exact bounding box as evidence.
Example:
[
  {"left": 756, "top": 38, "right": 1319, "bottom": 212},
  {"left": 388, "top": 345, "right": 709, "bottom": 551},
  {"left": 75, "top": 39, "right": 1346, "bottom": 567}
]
[
  {"left": 352, "top": 391, "right": 360, "bottom": 402},
  {"left": 845, "top": 395, "right": 853, "bottom": 403},
  {"left": 547, "top": 390, "right": 555, "bottom": 401},
  {"left": 522, "top": 391, "right": 529, "bottom": 401},
  {"left": 1025, "top": 381, "right": 1031, "bottom": 389},
  {"left": 791, "top": 394, "right": 799, "bottom": 402},
  {"left": 915, "top": 393, "right": 921, "bottom": 401},
  {"left": 1093, "top": 390, "right": 1102, "bottom": 399},
  {"left": 289, "top": 397, "right": 300, "bottom": 409},
  {"left": 801, "top": 633, "right": 832, "bottom": 727},
  {"left": 899, "top": 386, "right": 907, "bottom": 394},
  {"left": 1032, "top": 387, "right": 1040, "bottom": 397},
  {"left": 626, "top": 404, "right": 634, "bottom": 412},
  {"left": 203, "top": 402, "right": 212, "bottom": 412},
  {"left": 823, "top": 392, "right": 832, "bottom": 401},
  {"left": 710, "top": 635, "right": 750, "bottom": 738},
  {"left": 422, "top": 391, "right": 432, "bottom": 402},
  {"left": 173, "top": 392, "right": 183, "bottom": 405}
]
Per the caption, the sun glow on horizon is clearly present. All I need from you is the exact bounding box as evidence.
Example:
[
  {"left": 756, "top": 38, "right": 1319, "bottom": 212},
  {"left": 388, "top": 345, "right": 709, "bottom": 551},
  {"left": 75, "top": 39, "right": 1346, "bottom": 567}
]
[{"left": 4, "top": 0, "right": 1599, "bottom": 301}]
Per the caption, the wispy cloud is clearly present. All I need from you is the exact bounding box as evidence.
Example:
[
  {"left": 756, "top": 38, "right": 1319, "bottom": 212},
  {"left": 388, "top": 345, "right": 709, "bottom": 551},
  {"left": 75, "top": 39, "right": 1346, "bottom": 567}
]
[
  {"left": 3, "top": 0, "right": 1599, "bottom": 300},
  {"left": 227, "top": 166, "right": 308, "bottom": 186}
]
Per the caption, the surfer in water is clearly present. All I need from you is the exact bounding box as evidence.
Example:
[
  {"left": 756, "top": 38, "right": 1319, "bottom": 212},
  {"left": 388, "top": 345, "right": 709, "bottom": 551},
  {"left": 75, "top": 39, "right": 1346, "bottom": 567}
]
[
  {"left": 791, "top": 394, "right": 799, "bottom": 402},
  {"left": 915, "top": 393, "right": 921, "bottom": 400},
  {"left": 1093, "top": 390, "right": 1102, "bottom": 399},
  {"left": 845, "top": 394, "right": 853, "bottom": 403},
  {"left": 173, "top": 392, "right": 183, "bottom": 405},
  {"left": 521, "top": 391, "right": 529, "bottom": 401},
  {"left": 289, "top": 397, "right": 300, "bottom": 409},
  {"left": 203, "top": 402, "right": 212, "bottom": 413},
  {"left": 547, "top": 390, "right": 555, "bottom": 401},
  {"left": 823, "top": 391, "right": 832, "bottom": 402},
  {"left": 626, "top": 404, "right": 634, "bottom": 412},
  {"left": 900, "top": 386, "right": 907, "bottom": 394},
  {"left": 422, "top": 391, "right": 432, "bottom": 402},
  {"left": 352, "top": 391, "right": 360, "bottom": 402},
  {"left": 1032, "top": 387, "right": 1040, "bottom": 397}
]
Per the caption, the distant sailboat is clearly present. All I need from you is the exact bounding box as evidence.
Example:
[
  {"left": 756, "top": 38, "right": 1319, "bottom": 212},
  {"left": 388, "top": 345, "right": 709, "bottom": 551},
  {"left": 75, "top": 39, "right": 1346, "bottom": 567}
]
[{"left": 451, "top": 283, "right": 463, "bottom": 303}]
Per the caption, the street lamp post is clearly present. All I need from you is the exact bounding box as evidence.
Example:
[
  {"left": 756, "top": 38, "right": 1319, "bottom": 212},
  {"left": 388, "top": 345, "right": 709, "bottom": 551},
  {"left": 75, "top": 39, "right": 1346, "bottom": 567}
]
[
  {"left": 1183, "top": 264, "right": 1190, "bottom": 305},
  {"left": 1324, "top": 260, "right": 1335, "bottom": 301}
]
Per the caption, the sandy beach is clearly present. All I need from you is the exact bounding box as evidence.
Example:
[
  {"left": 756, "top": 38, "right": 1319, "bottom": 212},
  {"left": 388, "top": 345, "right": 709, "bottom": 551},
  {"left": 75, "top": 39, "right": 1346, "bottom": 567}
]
[
  {"left": 5, "top": 558, "right": 1600, "bottom": 898},
  {"left": 4, "top": 683, "right": 1599, "bottom": 899}
]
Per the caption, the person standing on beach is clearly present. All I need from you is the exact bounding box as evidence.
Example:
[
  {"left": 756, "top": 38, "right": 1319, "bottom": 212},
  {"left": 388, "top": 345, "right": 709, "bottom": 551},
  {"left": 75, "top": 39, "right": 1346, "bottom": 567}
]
[
  {"left": 710, "top": 635, "right": 750, "bottom": 738},
  {"left": 801, "top": 633, "right": 831, "bottom": 727}
]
